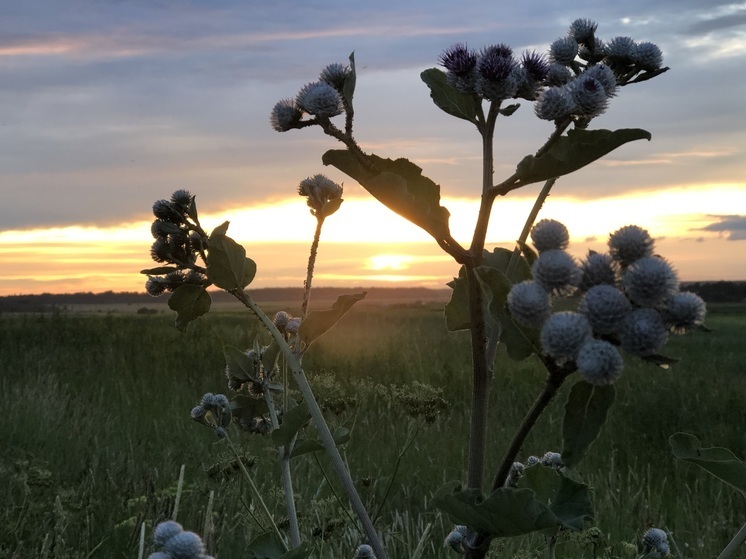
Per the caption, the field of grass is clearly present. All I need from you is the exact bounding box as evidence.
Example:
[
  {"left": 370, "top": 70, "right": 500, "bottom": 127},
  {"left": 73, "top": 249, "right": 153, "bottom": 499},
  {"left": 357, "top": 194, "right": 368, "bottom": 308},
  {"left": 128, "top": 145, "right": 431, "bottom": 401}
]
[{"left": 1, "top": 302, "right": 744, "bottom": 558}]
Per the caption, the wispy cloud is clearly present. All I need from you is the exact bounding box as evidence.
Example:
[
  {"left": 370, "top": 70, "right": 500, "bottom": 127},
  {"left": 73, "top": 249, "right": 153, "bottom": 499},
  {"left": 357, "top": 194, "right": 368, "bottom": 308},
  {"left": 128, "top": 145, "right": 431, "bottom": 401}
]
[{"left": 696, "top": 215, "right": 746, "bottom": 240}]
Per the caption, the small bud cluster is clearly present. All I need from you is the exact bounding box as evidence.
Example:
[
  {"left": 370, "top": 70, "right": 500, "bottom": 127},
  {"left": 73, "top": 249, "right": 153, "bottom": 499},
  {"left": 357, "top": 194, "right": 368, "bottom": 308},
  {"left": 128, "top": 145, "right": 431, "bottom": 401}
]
[
  {"left": 148, "top": 521, "right": 214, "bottom": 559},
  {"left": 533, "top": 18, "right": 665, "bottom": 125},
  {"left": 444, "top": 525, "right": 468, "bottom": 554},
  {"left": 507, "top": 220, "right": 706, "bottom": 386},
  {"left": 145, "top": 190, "right": 209, "bottom": 296},
  {"left": 641, "top": 527, "right": 670, "bottom": 557},
  {"left": 274, "top": 311, "right": 302, "bottom": 336},
  {"left": 191, "top": 393, "right": 231, "bottom": 439},
  {"left": 270, "top": 62, "right": 352, "bottom": 132},
  {"left": 298, "top": 174, "right": 344, "bottom": 217},
  {"left": 353, "top": 544, "right": 377, "bottom": 559}
]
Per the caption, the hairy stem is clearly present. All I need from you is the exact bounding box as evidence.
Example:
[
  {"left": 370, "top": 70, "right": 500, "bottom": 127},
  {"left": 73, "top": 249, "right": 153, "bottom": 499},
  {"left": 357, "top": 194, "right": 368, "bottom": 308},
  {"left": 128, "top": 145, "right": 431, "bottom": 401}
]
[
  {"left": 231, "top": 290, "right": 388, "bottom": 559},
  {"left": 301, "top": 216, "right": 324, "bottom": 320},
  {"left": 505, "top": 177, "right": 557, "bottom": 278},
  {"left": 263, "top": 390, "right": 301, "bottom": 548},
  {"left": 491, "top": 360, "right": 573, "bottom": 491}
]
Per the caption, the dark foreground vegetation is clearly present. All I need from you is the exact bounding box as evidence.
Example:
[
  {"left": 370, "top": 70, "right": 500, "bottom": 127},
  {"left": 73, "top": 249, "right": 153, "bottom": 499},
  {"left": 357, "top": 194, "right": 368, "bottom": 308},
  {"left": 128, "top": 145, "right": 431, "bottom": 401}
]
[{"left": 1, "top": 304, "right": 744, "bottom": 558}]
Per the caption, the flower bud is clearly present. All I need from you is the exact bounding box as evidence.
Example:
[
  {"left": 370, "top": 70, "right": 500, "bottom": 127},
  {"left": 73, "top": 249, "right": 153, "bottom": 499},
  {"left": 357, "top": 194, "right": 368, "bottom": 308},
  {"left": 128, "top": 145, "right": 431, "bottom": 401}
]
[
  {"left": 540, "top": 311, "right": 592, "bottom": 360},
  {"left": 170, "top": 189, "right": 193, "bottom": 212},
  {"left": 531, "top": 219, "right": 569, "bottom": 252},
  {"left": 319, "top": 62, "right": 351, "bottom": 92},
  {"left": 568, "top": 18, "right": 598, "bottom": 44},
  {"left": 296, "top": 81, "right": 344, "bottom": 118},
  {"left": 579, "top": 251, "right": 618, "bottom": 291},
  {"left": 623, "top": 256, "right": 678, "bottom": 308},
  {"left": 662, "top": 291, "right": 706, "bottom": 334},
  {"left": 642, "top": 527, "right": 670, "bottom": 557},
  {"left": 163, "top": 530, "right": 205, "bottom": 558},
  {"left": 270, "top": 98, "right": 303, "bottom": 132},
  {"left": 541, "top": 451, "right": 563, "bottom": 468},
  {"left": 579, "top": 284, "right": 631, "bottom": 335},
  {"left": 532, "top": 249, "right": 581, "bottom": 295},
  {"left": 570, "top": 75, "right": 608, "bottom": 117},
  {"left": 545, "top": 63, "right": 573, "bottom": 87},
  {"left": 153, "top": 520, "right": 183, "bottom": 547},
  {"left": 608, "top": 225, "right": 654, "bottom": 266},
  {"left": 577, "top": 339, "right": 624, "bottom": 385},
  {"left": 534, "top": 86, "right": 575, "bottom": 121},
  {"left": 582, "top": 64, "right": 618, "bottom": 97},
  {"left": 476, "top": 45, "right": 519, "bottom": 101},
  {"left": 549, "top": 37, "right": 579, "bottom": 66},
  {"left": 632, "top": 42, "right": 663, "bottom": 71},
  {"left": 507, "top": 280, "right": 551, "bottom": 329},
  {"left": 152, "top": 199, "right": 184, "bottom": 223},
  {"left": 353, "top": 544, "right": 376, "bottom": 559},
  {"left": 606, "top": 36, "right": 636, "bottom": 62},
  {"left": 620, "top": 308, "right": 668, "bottom": 356}
]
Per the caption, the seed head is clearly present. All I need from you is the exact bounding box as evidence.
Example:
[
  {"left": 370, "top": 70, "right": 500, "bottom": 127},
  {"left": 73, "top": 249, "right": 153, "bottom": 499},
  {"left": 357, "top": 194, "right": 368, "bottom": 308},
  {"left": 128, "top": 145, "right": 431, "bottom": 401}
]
[
  {"left": 620, "top": 308, "right": 669, "bottom": 356},
  {"left": 577, "top": 339, "right": 624, "bottom": 385},
  {"left": 270, "top": 98, "right": 303, "bottom": 132},
  {"left": 532, "top": 249, "right": 581, "bottom": 295},
  {"left": 540, "top": 311, "right": 592, "bottom": 360},
  {"left": 662, "top": 291, "right": 706, "bottom": 334},
  {"left": 531, "top": 219, "right": 569, "bottom": 252},
  {"left": 549, "top": 37, "right": 579, "bottom": 66},
  {"left": 623, "top": 256, "right": 679, "bottom": 307},
  {"left": 146, "top": 553, "right": 173, "bottom": 559},
  {"left": 608, "top": 225, "right": 654, "bottom": 266},
  {"left": 296, "top": 81, "right": 343, "bottom": 118},
  {"left": 507, "top": 280, "right": 552, "bottom": 329}
]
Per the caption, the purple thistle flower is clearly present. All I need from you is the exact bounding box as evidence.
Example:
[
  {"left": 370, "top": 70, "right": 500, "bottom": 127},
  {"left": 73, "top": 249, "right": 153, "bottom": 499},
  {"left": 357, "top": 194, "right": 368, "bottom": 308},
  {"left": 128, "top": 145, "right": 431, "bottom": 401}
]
[
  {"left": 439, "top": 43, "right": 478, "bottom": 77},
  {"left": 606, "top": 36, "right": 636, "bottom": 62},
  {"left": 570, "top": 75, "right": 609, "bottom": 117},
  {"left": 582, "top": 64, "right": 618, "bottom": 97},
  {"left": 507, "top": 280, "right": 552, "bottom": 329},
  {"left": 521, "top": 50, "right": 550, "bottom": 82},
  {"left": 476, "top": 45, "right": 519, "bottom": 100},
  {"left": 532, "top": 249, "right": 581, "bottom": 295}
]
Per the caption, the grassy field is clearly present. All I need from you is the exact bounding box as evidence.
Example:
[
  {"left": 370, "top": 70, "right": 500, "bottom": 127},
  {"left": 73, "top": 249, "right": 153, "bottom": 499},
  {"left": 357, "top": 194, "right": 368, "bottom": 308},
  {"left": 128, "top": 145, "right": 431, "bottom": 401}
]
[{"left": 0, "top": 302, "right": 744, "bottom": 558}]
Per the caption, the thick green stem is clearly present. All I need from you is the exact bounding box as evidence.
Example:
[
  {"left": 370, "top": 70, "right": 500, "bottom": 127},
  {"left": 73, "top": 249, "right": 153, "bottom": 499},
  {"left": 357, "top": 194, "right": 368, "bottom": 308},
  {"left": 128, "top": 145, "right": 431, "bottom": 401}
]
[
  {"left": 263, "top": 390, "right": 301, "bottom": 548},
  {"left": 717, "top": 521, "right": 746, "bottom": 559},
  {"left": 231, "top": 290, "right": 388, "bottom": 559}
]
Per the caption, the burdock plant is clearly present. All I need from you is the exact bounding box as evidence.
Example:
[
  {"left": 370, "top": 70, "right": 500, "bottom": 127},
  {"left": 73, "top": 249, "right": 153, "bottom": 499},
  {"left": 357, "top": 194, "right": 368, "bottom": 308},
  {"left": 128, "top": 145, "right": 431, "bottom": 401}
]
[{"left": 140, "top": 16, "right": 746, "bottom": 559}]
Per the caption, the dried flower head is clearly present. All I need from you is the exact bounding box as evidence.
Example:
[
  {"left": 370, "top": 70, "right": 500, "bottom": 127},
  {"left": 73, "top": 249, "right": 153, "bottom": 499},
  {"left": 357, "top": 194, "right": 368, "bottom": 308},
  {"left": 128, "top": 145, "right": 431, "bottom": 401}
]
[
  {"left": 531, "top": 219, "right": 569, "bottom": 252},
  {"left": 549, "top": 37, "right": 579, "bottom": 66},
  {"left": 608, "top": 225, "right": 654, "bottom": 266},
  {"left": 620, "top": 308, "right": 669, "bottom": 356},
  {"left": 577, "top": 339, "right": 624, "bottom": 385},
  {"left": 580, "top": 284, "right": 632, "bottom": 335},
  {"left": 296, "top": 81, "right": 344, "bottom": 118},
  {"left": 623, "top": 256, "right": 679, "bottom": 307},
  {"left": 662, "top": 291, "right": 706, "bottom": 333},
  {"left": 532, "top": 249, "right": 581, "bottom": 295},
  {"left": 540, "top": 311, "right": 592, "bottom": 360},
  {"left": 298, "top": 174, "right": 343, "bottom": 215},
  {"left": 507, "top": 280, "right": 552, "bottom": 329},
  {"left": 270, "top": 98, "right": 303, "bottom": 132}
]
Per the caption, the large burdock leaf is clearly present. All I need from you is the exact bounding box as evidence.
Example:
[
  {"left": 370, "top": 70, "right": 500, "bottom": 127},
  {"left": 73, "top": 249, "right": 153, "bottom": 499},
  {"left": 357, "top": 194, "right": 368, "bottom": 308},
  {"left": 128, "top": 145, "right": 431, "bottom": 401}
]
[
  {"left": 518, "top": 466, "right": 594, "bottom": 531},
  {"left": 271, "top": 403, "right": 311, "bottom": 448},
  {"left": 168, "top": 284, "right": 211, "bottom": 332},
  {"left": 322, "top": 150, "right": 451, "bottom": 240},
  {"left": 562, "top": 381, "right": 616, "bottom": 468},
  {"left": 207, "top": 221, "right": 257, "bottom": 290},
  {"left": 670, "top": 432, "right": 746, "bottom": 496},
  {"left": 514, "top": 128, "right": 651, "bottom": 185},
  {"left": 432, "top": 481, "right": 558, "bottom": 537},
  {"left": 298, "top": 292, "right": 366, "bottom": 347},
  {"left": 420, "top": 68, "right": 480, "bottom": 125}
]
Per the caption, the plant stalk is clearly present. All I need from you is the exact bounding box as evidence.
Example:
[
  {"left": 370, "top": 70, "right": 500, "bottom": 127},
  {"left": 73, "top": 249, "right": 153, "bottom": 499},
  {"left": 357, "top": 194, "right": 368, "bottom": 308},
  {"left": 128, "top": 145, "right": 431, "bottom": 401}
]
[
  {"left": 301, "top": 216, "right": 324, "bottom": 320},
  {"left": 716, "top": 521, "right": 746, "bottom": 559}
]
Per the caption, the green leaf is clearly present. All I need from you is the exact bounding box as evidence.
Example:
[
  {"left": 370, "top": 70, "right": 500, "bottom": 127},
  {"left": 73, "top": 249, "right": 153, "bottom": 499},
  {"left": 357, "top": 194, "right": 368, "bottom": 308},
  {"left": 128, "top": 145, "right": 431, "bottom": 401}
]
[
  {"left": 444, "top": 270, "right": 470, "bottom": 332},
  {"left": 562, "top": 381, "right": 616, "bottom": 468},
  {"left": 186, "top": 195, "right": 199, "bottom": 223},
  {"left": 245, "top": 531, "right": 286, "bottom": 559},
  {"left": 140, "top": 266, "right": 180, "bottom": 275},
  {"left": 224, "top": 345, "right": 260, "bottom": 382},
  {"left": 289, "top": 427, "right": 351, "bottom": 458},
  {"left": 299, "top": 292, "right": 367, "bottom": 347},
  {"left": 514, "top": 128, "right": 652, "bottom": 186},
  {"left": 432, "top": 481, "right": 558, "bottom": 537},
  {"left": 261, "top": 340, "right": 282, "bottom": 377},
  {"left": 420, "top": 68, "right": 480, "bottom": 125},
  {"left": 641, "top": 353, "right": 680, "bottom": 369},
  {"left": 167, "top": 284, "right": 211, "bottom": 332},
  {"left": 319, "top": 196, "right": 344, "bottom": 219},
  {"left": 500, "top": 103, "right": 520, "bottom": 116},
  {"left": 670, "top": 433, "right": 746, "bottom": 496},
  {"left": 322, "top": 150, "right": 452, "bottom": 240},
  {"left": 518, "top": 467, "right": 594, "bottom": 531},
  {"left": 281, "top": 542, "right": 313, "bottom": 559},
  {"left": 207, "top": 223, "right": 256, "bottom": 290},
  {"left": 342, "top": 51, "right": 356, "bottom": 108},
  {"left": 272, "top": 403, "right": 311, "bottom": 448},
  {"left": 229, "top": 395, "right": 269, "bottom": 421}
]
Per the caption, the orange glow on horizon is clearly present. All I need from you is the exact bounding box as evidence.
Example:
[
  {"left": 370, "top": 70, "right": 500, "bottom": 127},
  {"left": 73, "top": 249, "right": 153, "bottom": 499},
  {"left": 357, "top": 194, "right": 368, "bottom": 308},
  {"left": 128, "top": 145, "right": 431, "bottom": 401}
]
[{"left": 1, "top": 183, "right": 745, "bottom": 295}]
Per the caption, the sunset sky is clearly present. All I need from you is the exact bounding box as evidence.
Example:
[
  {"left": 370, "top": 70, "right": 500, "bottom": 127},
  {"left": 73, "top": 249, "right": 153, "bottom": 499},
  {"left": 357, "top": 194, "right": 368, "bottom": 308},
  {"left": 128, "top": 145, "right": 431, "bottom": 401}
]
[{"left": 1, "top": 1, "right": 745, "bottom": 296}]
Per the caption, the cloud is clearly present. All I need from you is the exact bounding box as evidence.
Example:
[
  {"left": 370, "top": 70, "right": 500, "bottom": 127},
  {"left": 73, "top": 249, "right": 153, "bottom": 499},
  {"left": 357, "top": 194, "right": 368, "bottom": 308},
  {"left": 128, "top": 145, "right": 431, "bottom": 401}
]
[
  {"left": 696, "top": 215, "right": 746, "bottom": 240},
  {"left": 686, "top": 12, "right": 746, "bottom": 35}
]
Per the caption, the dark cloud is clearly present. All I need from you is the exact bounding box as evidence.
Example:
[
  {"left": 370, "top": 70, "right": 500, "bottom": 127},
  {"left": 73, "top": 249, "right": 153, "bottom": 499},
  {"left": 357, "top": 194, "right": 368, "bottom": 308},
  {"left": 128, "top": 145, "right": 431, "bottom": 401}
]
[
  {"left": 697, "top": 215, "right": 746, "bottom": 240},
  {"left": 685, "top": 13, "right": 746, "bottom": 35}
]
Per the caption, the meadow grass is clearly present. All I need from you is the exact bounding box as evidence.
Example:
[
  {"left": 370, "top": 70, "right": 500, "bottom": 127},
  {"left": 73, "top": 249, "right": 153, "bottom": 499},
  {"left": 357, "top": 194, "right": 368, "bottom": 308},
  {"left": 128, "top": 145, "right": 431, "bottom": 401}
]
[{"left": 0, "top": 303, "right": 744, "bottom": 558}]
